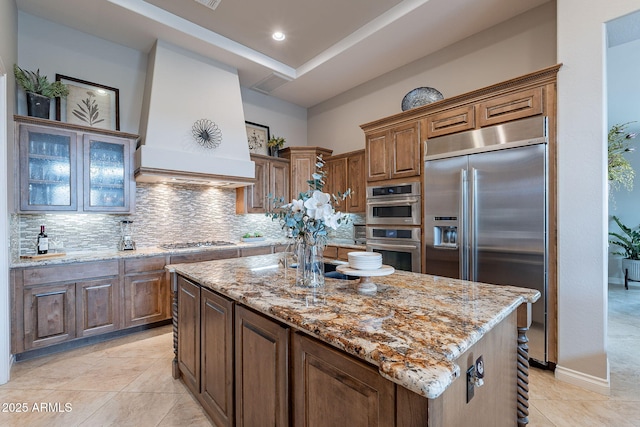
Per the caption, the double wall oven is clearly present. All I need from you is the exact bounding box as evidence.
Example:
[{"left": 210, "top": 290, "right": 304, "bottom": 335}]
[{"left": 366, "top": 182, "right": 421, "bottom": 273}]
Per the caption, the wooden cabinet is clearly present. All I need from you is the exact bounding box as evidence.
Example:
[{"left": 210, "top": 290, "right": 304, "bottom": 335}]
[
  {"left": 346, "top": 150, "right": 366, "bottom": 212},
  {"left": 325, "top": 245, "right": 354, "bottom": 261},
  {"left": 236, "top": 154, "right": 289, "bottom": 214},
  {"left": 15, "top": 116, "right": 137, "bottom": 213},
  {"left": 280, "top": 146, "right": 333, "bottom": 199},
  {"left": 23, "top": 283, "right": 76, "bottom": 350},
  {"left": 239, "top": 246, "right": 272, "bottom": 257},
  {"left": 324, "top": 149, "right": 365, "bottom": 213},
  {"left": 424, "top": 105, "right": 475, "bottom": 138},
  {"left": 170, "top": 248, "right": 239, "bottom": 264},
  {"left": 201, "top": 288, "right": 235, "bottom": 427},
  {"left": 177, "top": 275, "right": 200, "bottom": 394},
  {"left": 175, "top": 277, "right": 289, "bottom": 427},
  {"left": 365, "top": 121, "right": 421, "bottom": 182},
  {"left": 123, "top": 256, "right": 170, "bottom": 327},
  {"left": 12, "top": 256, "right": 171, "bottom": 355},
  {"left": 15, "top": 260, "right": 119, "bottom": 352},
  {"left": 292, "top": 332, "right": 395, "bottom": 427},
  {"left": 235, "top": 305, "right": 289, "bottom": 427},
  {"left": 324, "top": 156, "right": 348, "bottom": 212},
  {"left": 77, "top": 277, "right": 120, "bottom": 337},
  {"left": 477, "top": 87, "right": 543, "bottom": 128}
]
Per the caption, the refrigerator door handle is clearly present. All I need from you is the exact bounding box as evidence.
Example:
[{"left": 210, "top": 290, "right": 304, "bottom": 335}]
[
  {"left": 470, "top": 168, "right": 478, "bottom": 281},
  {"left": 460, "top": 169, "right": 468, "bottom": 280}
]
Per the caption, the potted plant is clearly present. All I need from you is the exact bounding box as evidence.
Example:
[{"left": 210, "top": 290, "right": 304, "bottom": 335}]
[
  {"left": 608, "top": 122, "right": 637, "bottom": 193},
  {"left": 609, "top": 215, "right": 640, "bottom": 288},
  {"left": 267, "top": 135, "right": 286, "bottom": 157},
  {"left": 13, "top": 64, "right": 69, "bottom": 119}
]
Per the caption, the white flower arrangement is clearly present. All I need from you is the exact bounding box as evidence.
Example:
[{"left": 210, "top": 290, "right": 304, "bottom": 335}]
[{"left": 267, "top": 156, "right": 351, "bottom": 246}]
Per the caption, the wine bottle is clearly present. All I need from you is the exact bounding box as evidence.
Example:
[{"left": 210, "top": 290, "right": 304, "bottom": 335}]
[{"left": 37, "top": 225, "right": 48, "bottom": 255}]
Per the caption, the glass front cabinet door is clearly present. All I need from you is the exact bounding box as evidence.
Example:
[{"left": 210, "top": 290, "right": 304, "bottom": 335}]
[
  {"left": 83, "top": 135, "right": 132, "bottom": 212},
  {"left": 17, "top": 118, "right": 137, "bottom": 213},
  {"left": 19, "top": 124, "right": 78, "bottom": 211}
]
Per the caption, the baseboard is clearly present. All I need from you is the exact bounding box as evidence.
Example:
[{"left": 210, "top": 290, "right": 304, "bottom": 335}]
[
  {"left": 609, "top": 276, "right": 624, "bottom": 285},
  {"left": 554, "top": 364, "right": 610, "bottom": 395}
]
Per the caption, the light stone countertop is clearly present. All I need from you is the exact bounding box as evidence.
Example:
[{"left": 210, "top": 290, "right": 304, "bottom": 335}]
[
  {"left": 9, "top": 239, "right": 366, "bottom": 268},
  {"left": 167, "top": 253, "right": 540, "bottom": 400}
]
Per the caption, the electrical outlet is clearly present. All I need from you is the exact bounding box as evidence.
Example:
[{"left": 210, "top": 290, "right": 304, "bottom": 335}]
[{"left": 466, "top": 365, "right": 475, "bottom": 403}]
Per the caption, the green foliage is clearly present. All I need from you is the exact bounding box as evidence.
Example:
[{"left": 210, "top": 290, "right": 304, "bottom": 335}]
[
  {"left": 13, "top": 65, "right": 69, "bottom": 98},
  {"left": 608, "top": 122, "right": 637, "bottom": 193},
  {"left": 267, "top": 135, "right": 286, "bottom": 148},
  {"left": 609, "top": 216, "right": 640, "bottom": 260}
]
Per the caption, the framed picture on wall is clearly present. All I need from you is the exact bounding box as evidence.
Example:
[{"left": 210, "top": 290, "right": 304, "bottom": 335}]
[
  {"left": 245, "top": 121, "right": 269, "bottom": 155},
  {"left": 55, "top": 74, "right": 120, "bottom": 131}
]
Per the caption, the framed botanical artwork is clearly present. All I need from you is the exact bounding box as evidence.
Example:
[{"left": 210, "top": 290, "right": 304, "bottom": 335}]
[
  {"left": 55, "top": 74, "right": 120, "bottom": 131},
  {"left": 245, "top": 121, "right": 269, "bottom": 155}
]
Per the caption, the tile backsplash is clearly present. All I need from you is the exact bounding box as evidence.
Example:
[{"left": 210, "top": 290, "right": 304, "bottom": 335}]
[{"left": 11, "top": 183, "right": 363, "bottom": 259}]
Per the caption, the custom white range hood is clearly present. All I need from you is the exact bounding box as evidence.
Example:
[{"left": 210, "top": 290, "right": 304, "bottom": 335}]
[{"left": 136, "top": 40, "right": 255, "bottom": 187}]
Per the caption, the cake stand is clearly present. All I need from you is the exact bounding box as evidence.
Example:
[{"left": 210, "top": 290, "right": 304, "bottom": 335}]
[{"left": 336, "top": 264, "right": 395, "bottom": 293}]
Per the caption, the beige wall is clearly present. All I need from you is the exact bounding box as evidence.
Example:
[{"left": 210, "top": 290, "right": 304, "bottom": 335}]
[{"left": 307, "top": 2, "right": 557, "bottom": 154}]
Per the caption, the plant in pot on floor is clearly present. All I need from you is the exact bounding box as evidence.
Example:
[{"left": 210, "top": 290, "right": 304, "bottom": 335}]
[
  {"left": 609, "top": 215, "right": 640, "bottom": 289},
  {"left": 13, "top": 65, "right": 69, "bottom": 119}
]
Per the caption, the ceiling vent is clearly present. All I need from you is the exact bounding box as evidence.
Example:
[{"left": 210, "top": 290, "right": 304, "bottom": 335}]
[
  {"left": 194, "top": 0, "right": 222, "bottom": 11},
  {"left": 250, "top": 72, "right": 293, "bottom": 94}
]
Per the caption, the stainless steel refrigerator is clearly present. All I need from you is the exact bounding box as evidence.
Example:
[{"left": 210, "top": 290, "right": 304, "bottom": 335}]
[{"left": 424, "top": 116, "right": 548, "bottom": 364}]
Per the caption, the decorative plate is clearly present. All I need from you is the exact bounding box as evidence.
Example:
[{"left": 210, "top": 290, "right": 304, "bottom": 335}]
[{"left": 401, "top": 87, "right": 444, "bottom": 111}]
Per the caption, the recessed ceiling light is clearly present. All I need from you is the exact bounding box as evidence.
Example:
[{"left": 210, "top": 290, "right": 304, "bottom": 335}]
[{"left": 272, "top": 32, "right": 285, "bottom": 41}]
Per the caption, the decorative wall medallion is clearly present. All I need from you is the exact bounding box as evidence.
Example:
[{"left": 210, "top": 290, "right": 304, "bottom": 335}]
[{"left": 192, "top": 119, "right": 222, "bottom": 149}]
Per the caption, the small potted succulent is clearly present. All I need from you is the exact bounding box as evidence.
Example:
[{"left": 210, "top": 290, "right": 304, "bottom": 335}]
[
  {"left": 13, "top": 64, "right": 69, "bottom": 119},
  {"left": 267, "top": 135, "right": 286, "bottom": 157}
]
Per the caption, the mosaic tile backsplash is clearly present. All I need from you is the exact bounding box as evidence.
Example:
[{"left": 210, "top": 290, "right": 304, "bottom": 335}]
[{"left": 11, "top": 183, "right": 364, "bottom": 259}]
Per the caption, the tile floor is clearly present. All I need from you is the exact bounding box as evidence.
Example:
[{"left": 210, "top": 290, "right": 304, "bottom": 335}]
[{"left": 0, "top": 283, "right": 637, "bottom": 426}]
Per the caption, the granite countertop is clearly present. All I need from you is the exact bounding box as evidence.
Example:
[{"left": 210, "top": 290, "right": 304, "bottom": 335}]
[
  {"left": 167, "top": 253, "right": 540, "bottom": 400},
  {"left": 10, "top": 239, "right": 366, "bottom": 268}
]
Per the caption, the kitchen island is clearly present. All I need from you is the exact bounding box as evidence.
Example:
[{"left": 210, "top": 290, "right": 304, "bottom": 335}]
[{"left": 167, "top": 253, "right": 539, "bottom": 427}]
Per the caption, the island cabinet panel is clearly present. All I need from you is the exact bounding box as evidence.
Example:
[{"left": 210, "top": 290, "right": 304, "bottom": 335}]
[
  {"left": 23, "top": 283, "right": 76, "bottom": 350},
  {"left": 292, "top": 332, "right": 396, "bottom": 427},
  {"left": 201, "top": 288, "right": 235, "bottom": 427},
  {"left": 177, "top": 276, "right": 201, "bottom": 395},
  {"left": 429, "top": 311, "right": 517, "bottom": 427},
  {"left": 76, "top": 277, "right": 119, "bottom": 337},
  {"left": 235, "top": 305, "right": 289, "bottom": 427}
]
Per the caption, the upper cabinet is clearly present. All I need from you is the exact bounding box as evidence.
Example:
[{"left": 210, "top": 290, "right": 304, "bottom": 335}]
[
  {"left": 236, "top": 154, "right": 289, "bottom": 214},
  {"left": 15, "top": 116, "right": 137, "bottom": 213},
  {"left": 325, "top": 149, "right": 365, "bottom": 213},
  {"left": 365, "top": 121, "right": 421, "bottom": 182},
  {"left": 280, "top": 147, "right": 333, "bottom": 199}
]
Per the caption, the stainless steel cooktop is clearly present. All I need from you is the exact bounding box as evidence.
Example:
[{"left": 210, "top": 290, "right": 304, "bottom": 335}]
[{"left": 160, "top": 241, "right": 235, "bottom": 249}]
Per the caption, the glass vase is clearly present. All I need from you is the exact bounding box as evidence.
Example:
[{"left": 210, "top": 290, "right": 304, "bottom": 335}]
[{"left": 296, "top": 241, "right": 324, "bottom": 288}]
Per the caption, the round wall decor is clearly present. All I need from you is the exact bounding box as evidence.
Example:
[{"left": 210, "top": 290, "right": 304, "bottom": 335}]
[{"left": 192, "top": 119, "right": 222, "bottom": 149}]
